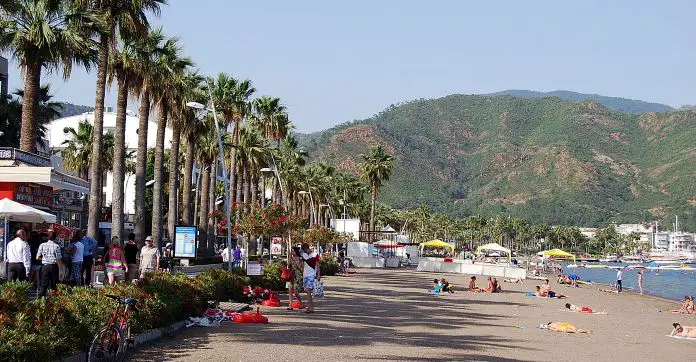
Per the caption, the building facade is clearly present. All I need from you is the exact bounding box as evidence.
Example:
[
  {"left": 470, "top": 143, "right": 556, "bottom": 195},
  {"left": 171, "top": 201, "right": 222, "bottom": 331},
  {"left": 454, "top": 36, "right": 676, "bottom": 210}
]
[{"left": 47, "top": 110, "right": 173, "bottom": 219}]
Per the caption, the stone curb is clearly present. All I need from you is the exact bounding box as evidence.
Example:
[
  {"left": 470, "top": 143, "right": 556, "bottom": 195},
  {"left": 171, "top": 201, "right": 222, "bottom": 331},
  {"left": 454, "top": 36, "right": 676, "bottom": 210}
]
[{"left": 56, "top": 319, "right": 188, "bottom": 362}]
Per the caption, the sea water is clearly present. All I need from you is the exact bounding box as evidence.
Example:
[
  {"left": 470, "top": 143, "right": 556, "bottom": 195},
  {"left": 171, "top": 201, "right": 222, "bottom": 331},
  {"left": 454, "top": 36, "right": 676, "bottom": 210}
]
[{"left": 561, "top": 263, "right": 696, "bottom": 301}]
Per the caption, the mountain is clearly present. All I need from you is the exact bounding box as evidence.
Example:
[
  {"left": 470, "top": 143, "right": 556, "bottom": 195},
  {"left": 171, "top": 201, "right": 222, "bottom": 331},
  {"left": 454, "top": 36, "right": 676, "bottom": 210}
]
[
  {"left": 59, "top": 102, "right": 93, "bottom": 117},
  {"left": 488, "top": 90, "right": 673, "bottom": 114},
  {"left": 302, "top": 94, "right": 696, "bottom": 229}
]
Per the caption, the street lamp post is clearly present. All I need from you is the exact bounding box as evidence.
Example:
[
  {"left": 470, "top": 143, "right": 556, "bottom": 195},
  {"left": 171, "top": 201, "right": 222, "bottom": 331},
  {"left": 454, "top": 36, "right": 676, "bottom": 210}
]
[
  {"left": 298, "top": 188, "right": 315, "bottom": 228},
  {"left": 186, "top": 80, "right": 233, "bottom": 272}
]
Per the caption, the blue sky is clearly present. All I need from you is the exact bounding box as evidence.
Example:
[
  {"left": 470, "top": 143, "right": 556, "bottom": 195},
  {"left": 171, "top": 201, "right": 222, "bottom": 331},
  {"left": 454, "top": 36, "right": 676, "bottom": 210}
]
[{"left": 4, "top": 0, "right": 695, "bottom": 132}]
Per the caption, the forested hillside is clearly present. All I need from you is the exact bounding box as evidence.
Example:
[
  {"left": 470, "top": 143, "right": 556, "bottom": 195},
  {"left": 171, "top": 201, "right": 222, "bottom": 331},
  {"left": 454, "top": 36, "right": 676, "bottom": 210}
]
[
  {"left": 489, "top": 90, "right": 673, "bottom": 114},
  {"left": 302, "top": 95, "right": 696, "bottom": 230}
]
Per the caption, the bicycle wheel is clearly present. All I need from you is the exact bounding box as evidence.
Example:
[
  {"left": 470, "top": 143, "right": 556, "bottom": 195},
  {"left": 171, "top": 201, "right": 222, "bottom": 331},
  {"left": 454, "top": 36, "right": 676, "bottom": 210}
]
[{"left": 88, "top": 326, "right": 125, "bottom": 362}]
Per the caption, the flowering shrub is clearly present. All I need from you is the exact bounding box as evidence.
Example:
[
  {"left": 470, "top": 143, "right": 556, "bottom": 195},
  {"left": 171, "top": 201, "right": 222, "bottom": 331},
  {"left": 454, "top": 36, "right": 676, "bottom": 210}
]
[{"left": 0, "top": 268, "right": 264, "bottom": 361}]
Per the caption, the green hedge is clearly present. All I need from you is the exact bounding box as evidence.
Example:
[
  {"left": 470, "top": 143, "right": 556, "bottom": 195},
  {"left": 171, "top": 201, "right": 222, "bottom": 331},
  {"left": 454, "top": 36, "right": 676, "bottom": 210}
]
[{"left": 0, "top": 269, "right": 253, "bottom": 361}]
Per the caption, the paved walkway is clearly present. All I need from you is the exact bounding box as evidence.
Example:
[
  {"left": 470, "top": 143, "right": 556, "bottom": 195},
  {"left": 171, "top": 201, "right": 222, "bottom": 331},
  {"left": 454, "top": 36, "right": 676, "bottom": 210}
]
[{"left": 127, "top": 268, "right": 696, "bottom": 362}]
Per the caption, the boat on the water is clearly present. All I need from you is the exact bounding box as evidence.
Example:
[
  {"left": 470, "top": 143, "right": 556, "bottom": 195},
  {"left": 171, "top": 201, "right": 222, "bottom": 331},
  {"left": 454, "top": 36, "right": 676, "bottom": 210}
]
[{"left": 599, "top": 254, "right": 620, "bottom": 263}]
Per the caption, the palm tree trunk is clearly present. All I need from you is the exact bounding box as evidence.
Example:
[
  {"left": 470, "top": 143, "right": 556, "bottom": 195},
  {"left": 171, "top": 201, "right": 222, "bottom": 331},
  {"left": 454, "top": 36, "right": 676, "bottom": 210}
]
[
  {"left": 198, "top": 164, "right": 210, "bottom": 251},
  {"left": 87, "top": 35, "right": 110, "bottom": 239},
  {"left": 235, "top": 160, "right": 243, "bottom": 204},
  {"left": 370, "top": 184, "right": 377, "bottom": 232},
  {"left": 242, "top": 161, "right": 250, "bottom": 207},
  {"left": 151, "top": 103, "right": 168, "bottom": 248},
  {"left": 193, "top": 168, "right": 202, "bottom": 229},
  {"left": 167, "top": 120, "right": 181, "bottom": 239},
  {"left": 229, "top": 121, "right": 240, "bottom": 204},
  {"left": 19, "top": 59, "right": 41, "bottom": 153},
  {"left": 250, "top": 172, "right": 258, "bottom": 210},
  {"left": 134, "top": 90, "right": 150, "bottom": 242},
  {"left": 182, "top": 133, "right": 195, "bottom": 225},
  {"left": 208, "top": 161, "right": 216, "bottom": 248},
  {"left": 111, "top": 73, "right": 128, "bottom": 242}
]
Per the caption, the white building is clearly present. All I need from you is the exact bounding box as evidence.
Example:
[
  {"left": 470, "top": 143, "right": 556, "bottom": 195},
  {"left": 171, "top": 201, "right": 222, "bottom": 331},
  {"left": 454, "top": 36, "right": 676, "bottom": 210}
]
[{"left": 47, "top": 109, "right": 173, "bottom": 217}]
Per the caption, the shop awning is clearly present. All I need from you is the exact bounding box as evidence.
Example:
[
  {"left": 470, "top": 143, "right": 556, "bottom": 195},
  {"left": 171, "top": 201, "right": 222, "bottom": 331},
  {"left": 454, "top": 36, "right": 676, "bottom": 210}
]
[{"left": 0, "top": 167, "right": 89, "bottom": 193}]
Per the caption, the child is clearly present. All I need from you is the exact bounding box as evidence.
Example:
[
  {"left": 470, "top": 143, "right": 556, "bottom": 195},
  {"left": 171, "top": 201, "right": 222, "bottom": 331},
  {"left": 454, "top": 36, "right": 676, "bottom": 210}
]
[
  {"left": 430, "top": 278, "right": 443, "bottom": 294},
  {"left": 440, "top": 278, "right": 455, "bottom": 293}
]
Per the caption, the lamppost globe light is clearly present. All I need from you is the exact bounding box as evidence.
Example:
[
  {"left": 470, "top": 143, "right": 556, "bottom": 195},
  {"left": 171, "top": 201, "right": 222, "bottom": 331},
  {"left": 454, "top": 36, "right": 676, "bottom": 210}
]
[
  {"left": 260, "top": 167, "right": 273, "bottom": 173},
  {"left": 145, "top": 179, "right": 155, "bottom": 186},
  {"left": 298, "top": 190, "right": 308, "bottom": 195}
]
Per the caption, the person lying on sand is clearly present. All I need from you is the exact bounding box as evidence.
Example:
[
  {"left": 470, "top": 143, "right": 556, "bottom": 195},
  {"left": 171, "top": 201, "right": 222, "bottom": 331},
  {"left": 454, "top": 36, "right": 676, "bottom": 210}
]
[
  {"left": 671, "top": 323, "right": 696, "bottom": 338},
  {"left": 565, "top": 303, "right": 601, "bottom": 314},
  {"left": 540, "top": 321, "right": 591, "bottom": 334},
  {"left": 598, "top": 287, "right": 618, "bottom": 294},
  {"left": 534, "top": 286, "right": 566, "bottom": 298},
  {"left": 504, "top": 277, "right": 524, "bottom": 284},
  {"left": 469, "top": 276, "right": 482, "bottom": 292}
]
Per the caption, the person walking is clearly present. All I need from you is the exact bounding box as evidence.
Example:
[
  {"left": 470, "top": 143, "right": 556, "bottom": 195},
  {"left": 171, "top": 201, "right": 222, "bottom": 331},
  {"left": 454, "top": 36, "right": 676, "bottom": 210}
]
[
  {"left": 6, "top": 230, "right": 31, "bottom": 281},
  {"left": 124, "top": 233, "right": 139, "bottom": 282},
  {"left": 36, "top": 232, "right": 63, "bottom": 297},
  {"left": 80, "top": 230, "right": 97, "bottom": 286},
  {"left": 28, "top": 231, "right": 43, "bottom": 290},
  {"left": 616, "top": 267, "right": 624, "bottom": 293},
  {"left": 67, "top": 233, "right": 84, "bottom": 286},
  {"left": 287, "top": 246, "right": 305, "bottom": 310},
  {"left": 139, "top": 236, "right": 160, "bottom": 278},
  {"left": 105, "top": 236, "right": 127, "bottom": 285},
  {"left": 300, "top": 243, "right": 320, "bottom": 313},
  {"left": 637, "top": 269, "right": 644, "bottom": 295}
]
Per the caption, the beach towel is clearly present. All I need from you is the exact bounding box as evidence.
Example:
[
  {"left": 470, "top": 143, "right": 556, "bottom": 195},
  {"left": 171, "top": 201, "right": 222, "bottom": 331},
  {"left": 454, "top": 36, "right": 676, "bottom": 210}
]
[
  {"left": 667, "top": 335, "right": 696, "bottom": 340},
  {"left": 559, "top": 309, "right": 607, "bottom": 315}
]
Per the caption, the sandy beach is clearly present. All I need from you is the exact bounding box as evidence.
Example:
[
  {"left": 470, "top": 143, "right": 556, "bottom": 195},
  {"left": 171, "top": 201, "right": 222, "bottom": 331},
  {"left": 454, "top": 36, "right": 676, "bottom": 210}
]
[{"left": 128, "top": 268, "right": 696, "bottom": 362}]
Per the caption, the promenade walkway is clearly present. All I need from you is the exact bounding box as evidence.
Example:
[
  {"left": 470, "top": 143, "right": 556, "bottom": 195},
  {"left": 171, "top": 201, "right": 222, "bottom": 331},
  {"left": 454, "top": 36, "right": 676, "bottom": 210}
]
[{"left": 127, "top": 268, "right": 696, "bottom": 362}]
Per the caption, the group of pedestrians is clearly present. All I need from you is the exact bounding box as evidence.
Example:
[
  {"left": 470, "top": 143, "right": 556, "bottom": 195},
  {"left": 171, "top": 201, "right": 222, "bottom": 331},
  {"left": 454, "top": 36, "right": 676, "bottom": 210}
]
[
  {"left": 286, "top": 243, "right": 321, "bottom": 313},
  {"left": 102, "top": 233, "right": 163, "bottom": 285},
  {"left": 5, "top": 228, "right": 167, "bottom": 296}
]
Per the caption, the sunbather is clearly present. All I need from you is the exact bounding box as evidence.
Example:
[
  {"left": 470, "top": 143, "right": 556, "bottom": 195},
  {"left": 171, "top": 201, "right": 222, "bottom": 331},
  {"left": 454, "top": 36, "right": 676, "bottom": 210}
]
[
  {"left": 565, "top": 303, "right": 594, "bottom": 313},
  {"left": 541, "top": 321, "right": 591, "bottom": 334},
  {"left": 469, "top": 276, "right": 482, "bottom": 292},
  {"left": 484, "top": 276, "right": 494, "bottom": 292},
  {"left": 671, "top": 323, "right": 696, "bottom": 338},
  {"left": 504, "top": 277, "right": 524, "bottom": 284},
  {"left": 430, "top": 278, "right": 443, "bottom": 294},
  {"left": 677, "top": 296, "right": 695, "bottom": 314},
  {"left": 492, "top": 278, "right": 501, "bottom": 293}
]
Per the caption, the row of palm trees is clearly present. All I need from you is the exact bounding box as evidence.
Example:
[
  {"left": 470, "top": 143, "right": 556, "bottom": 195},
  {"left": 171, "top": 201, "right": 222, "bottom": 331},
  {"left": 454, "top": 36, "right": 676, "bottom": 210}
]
[
  {"left": 0, "top": 1, "right": 397, "bottom": 250},
  {"left": 374, "top": 205, "right": 641, "bottom": 255}
]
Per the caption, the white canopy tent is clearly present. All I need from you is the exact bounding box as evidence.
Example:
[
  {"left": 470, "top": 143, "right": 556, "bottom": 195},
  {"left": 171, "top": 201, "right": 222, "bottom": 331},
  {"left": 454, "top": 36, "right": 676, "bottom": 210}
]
[
  {"left": 475, "top": 243, "right": 512, "bottom": 262},
  {"left": 0, "top": 198, "right": 56, "bottom": 260}
]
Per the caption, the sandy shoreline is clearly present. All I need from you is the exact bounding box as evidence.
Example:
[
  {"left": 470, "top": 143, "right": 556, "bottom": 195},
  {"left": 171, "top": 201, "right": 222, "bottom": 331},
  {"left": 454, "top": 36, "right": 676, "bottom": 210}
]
[{"left": 129, "top": 268, "right": 696, "bottom": 362}]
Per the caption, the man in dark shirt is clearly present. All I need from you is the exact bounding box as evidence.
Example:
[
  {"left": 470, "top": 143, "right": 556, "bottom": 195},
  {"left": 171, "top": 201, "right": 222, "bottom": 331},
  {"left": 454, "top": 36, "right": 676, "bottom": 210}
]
[
  {"left": 124, "top": 233, "right": 139, "bottom": 282},
  {"left": 29, "top": 231, "right": 44, "bottom": 289}
]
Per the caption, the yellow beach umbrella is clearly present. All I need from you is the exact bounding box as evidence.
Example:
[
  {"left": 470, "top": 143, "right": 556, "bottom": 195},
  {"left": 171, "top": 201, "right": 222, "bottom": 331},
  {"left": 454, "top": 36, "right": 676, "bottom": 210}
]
[
  {"left": 541, "top": 249, "right": 576, "bottom": 263},
  {"left": 419, "top": 239, "right": 455, "bottom": 253}
]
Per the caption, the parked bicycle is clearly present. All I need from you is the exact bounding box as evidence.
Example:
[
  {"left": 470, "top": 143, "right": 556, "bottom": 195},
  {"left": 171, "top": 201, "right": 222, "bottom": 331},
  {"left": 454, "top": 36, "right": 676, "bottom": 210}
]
[{"left": 88, "top": 294, "right": 137, "bottom": 362}]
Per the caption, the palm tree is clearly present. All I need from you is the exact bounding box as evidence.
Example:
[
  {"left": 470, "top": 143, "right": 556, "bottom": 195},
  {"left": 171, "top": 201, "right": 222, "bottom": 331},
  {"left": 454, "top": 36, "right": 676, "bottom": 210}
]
[
  {"left": 132, "top": 27, "right": 165, "bottom": 242},
  {"left": 84, "top": 0, "right": 165, "bottom": 240},
  {"left": 211, "top": 74, "right": 255, "bottom": 204},
  {"left": 110, "top": 33, "right": 156, "bottom": 242},
  {"left": 149, "top": 36, "right": 191, "bottom": 247},
  {"left": 0, "top": 0, "right": 99, "bottom": 153},
  {"left": 237, "top": 123, "right": 270, "bottom": 210},
  {"left": 10, "top": 85, "right": 62, "bottom": 151},
  {"left": 195, "top": 116, "right": 221, "bottom": 250},
  {"left": 166, "top": 70, "right": 202, "bottom": 241},
  {"left": 358, "top": 146, "right": 394, "bottom": 232},
  {"left": 61, "top": 119, "right": 115, "bottom": 180},
  {"left": 252, "top": 96, "right": 290, "bottom": 149},
  {"left": 180, "top": 81, "right": 207, "bottom": 226}
]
